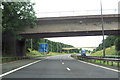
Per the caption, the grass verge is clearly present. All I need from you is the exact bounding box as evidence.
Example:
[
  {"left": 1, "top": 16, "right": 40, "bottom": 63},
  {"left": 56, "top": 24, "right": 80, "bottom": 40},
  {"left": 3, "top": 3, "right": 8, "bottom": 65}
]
[{"left": 91, "top": 46, "right": 118, "bottom": 56}]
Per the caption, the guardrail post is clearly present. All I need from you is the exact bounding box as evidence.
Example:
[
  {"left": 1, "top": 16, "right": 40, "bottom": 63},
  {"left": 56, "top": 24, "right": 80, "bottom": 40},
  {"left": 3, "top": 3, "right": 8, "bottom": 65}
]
[
  {"left": 87, "top": 58, "right": 88, "bottom": 61},
  {"left": 107, "top": 61, "right": 109, "bottom": 65},
  {"left": 117, "top": 62, "right": 119, "bottom": 67},
  {"left": 94, "top": 59, "right": 96, "bottom": 63},
  {"left": 103, "top": 60, "right": 105, "bottom": 64},
  {"left": 111, "top": 61, "right": 113, "bottom": 66},
  {"left": 91, "top": 59, "right": 93, "bottom": 62},
  {"left": 100, "top": 60, "right": 101, "bottom": 64},
  {"left": 77, "top": 56, "right": 78, "bottom": 59},
  {"left": 90, "top": 59, "right": 92, "bottom": 62}
]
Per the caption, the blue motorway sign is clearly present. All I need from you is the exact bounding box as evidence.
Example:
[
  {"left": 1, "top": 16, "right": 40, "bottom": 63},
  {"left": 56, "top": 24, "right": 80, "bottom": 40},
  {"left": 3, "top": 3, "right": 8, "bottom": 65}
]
[
  {"left": 39, "top": 44, "right": 48, "bottom": 53},
  {"left": 81, "top": 49, "right": 86, "bottom": 53}
]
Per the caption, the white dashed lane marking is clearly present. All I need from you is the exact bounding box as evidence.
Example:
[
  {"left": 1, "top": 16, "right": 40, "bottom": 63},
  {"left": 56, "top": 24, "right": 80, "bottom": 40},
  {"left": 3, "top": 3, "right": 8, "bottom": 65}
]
[
  {"left": 62, "top": 62, "right": 64, "bottom": 64},
  {"left": 66, "top": 67, "right": 71, "bottom": 71}
]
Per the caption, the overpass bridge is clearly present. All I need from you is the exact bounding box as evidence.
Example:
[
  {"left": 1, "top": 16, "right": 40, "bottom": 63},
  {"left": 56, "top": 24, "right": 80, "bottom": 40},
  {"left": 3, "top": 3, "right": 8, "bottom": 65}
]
[
  {"left": 9, "top": 14, "right": 120, "bottom": 56},
  {"left": 62, "top": 47, "right": 97, "bottom": 50},
  {"left": 62, "top": 47, "right": 97, "bottom": 53},
  {"left": 19, "top": 14, "right": 120, "bottom": 38}
]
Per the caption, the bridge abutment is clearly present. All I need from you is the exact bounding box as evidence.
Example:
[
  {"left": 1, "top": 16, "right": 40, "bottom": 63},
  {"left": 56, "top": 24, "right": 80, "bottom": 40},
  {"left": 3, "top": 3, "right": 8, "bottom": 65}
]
[
  {"left": 2, "top": 35, "right": 26, "bottom": 57},
  {"left": 16, "top": 39, "right": 26, "bottom": 56}
]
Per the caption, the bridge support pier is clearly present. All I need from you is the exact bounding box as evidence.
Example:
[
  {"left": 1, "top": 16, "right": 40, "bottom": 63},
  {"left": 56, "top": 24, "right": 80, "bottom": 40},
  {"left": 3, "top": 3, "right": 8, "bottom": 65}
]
[
  {"left": 16, "top": 39, "right": 26, "bottom": 56},
  {"left": 2, "top": 35, "right": 26, "bottom": 56}
]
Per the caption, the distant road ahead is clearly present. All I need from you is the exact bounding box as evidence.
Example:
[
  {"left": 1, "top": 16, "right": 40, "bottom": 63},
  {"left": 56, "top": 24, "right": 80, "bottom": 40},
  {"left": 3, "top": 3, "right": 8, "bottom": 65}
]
[{"left": 2, "top": 54, "right": 119, "bottom": 78}]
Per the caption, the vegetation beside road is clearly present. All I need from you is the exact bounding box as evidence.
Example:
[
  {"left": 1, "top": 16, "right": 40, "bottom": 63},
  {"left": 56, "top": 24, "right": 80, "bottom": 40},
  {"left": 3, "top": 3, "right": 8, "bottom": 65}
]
[
  {"left": 91, "top": 46, "right": 118, "bottom": 56},
  {"left": 26, "top": 48, "right": 77, "bottom": 57},
  {"left": 88, "top": 60, "right": 120, "bottom": 67},
  {"left": 2, "top": 2, "right": 37, "bottom": 56},
  {"left": 26, "top": 38, "right": 81, "bottom": 54},
  {"left": 73, "top": 35, "right": 120, "bottom": 68},
  {"left": 92, "top": 36, "right": 120, "bottom": 56},
  {"left": 2, "top": 47, "right": 78, "bottom": 63}
]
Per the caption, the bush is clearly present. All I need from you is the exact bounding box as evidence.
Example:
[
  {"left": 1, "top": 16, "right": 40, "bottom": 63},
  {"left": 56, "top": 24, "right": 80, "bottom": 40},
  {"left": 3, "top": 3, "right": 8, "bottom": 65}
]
[{"left": 116, "top": 51, "right": 120, "bottom": 55}]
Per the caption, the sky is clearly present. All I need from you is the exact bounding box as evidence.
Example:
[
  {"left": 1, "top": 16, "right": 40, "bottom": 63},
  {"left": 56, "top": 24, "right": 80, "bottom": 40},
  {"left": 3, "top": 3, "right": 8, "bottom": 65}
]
[
  {"left": 31, "top": 0, "right": 120, "bottom": 17},
  {"left": 31, "top": 0, "right": 119, "bottom": 50},
  {"left": 46, "top": 36, "right": 106, "bottom": 47}
]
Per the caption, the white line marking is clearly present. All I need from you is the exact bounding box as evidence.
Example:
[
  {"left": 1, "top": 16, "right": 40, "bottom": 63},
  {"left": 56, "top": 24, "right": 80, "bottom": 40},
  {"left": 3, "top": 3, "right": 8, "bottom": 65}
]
[
  {"left": 66, "top": 67, "right": 71, "bottom": 71},
  {"left": 78, "top": 60, "right": 120, "bottom": 72},
  {"left": 62, "top": 62, "right": 64, "bottom": 64},
  {"left": 0, "top": 60, "right": 41, "bottom": 77},
  {"left": 69, "top": 55, "right": 120, "bottom": 72},
  {"left": 68, "top": 55, "right": 75, "bottom": 60},
  {"left": 68, "top": 55, "right": 70, "bottom": 58},
  {"left": 46, "top": 56, "right": 51, "bottom": 59}
]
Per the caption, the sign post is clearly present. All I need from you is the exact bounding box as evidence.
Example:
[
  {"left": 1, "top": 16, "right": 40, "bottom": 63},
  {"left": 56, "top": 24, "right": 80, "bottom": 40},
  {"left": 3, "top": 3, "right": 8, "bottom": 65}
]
[{"left": 100, "top": 0, "right": 105, "bottom": 57}]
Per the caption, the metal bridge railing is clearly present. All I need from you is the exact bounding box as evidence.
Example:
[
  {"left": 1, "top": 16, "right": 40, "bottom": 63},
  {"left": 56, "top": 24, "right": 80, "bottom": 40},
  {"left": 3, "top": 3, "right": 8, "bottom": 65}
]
[{"left": 36, "top": 9, "right": 118, "bottom": 17}]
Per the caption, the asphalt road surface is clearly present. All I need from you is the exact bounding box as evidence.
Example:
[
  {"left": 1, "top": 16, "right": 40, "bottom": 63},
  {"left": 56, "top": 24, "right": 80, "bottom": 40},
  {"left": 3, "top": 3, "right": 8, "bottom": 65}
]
[{"left": 1, "top": 54, "right": 119, "bottom": 79}]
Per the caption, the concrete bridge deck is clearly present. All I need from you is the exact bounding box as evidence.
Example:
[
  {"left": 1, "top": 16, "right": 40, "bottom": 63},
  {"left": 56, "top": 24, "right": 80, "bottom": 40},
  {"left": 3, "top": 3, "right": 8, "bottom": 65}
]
[{"left": 19, "top": 14, "right": 120, "bottom": 38}]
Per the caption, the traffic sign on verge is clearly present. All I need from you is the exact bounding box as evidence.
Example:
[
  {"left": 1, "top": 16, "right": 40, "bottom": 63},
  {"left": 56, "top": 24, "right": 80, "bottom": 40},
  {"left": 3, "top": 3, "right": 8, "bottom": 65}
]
[{"left": 39, "top": 44, "right": 48, "bottom": 53}]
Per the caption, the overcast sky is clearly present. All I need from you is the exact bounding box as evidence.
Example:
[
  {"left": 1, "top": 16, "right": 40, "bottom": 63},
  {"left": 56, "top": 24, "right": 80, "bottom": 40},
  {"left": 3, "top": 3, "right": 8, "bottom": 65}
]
[
  {"left": 32, "top": 0, "right": 119, "bottom": 17},
  {"left": 31, "top": 0, "right": 119, "bottom": 49}
]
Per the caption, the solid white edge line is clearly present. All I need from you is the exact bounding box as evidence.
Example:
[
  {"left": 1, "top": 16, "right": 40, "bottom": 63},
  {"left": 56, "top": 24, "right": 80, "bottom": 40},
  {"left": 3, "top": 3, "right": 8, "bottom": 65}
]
[
  {"left": 68, "top": 55, "right": 75, "bottom": 60},
  {"left": 66, "top": 67, "right": 71, "bottom": 71},
  {"left": 0, "top": 60, "right": 41, "bottom": 78},
  {"left": 69, "top": 55, "right": 120, "bottom": 73},
  {"left": 77, "top": 60, "right": 120, "bottom": 72}
]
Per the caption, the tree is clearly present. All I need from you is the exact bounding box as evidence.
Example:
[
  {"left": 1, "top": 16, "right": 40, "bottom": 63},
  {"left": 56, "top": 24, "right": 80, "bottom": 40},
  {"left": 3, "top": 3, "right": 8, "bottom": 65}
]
[
  {"left": 26, "top": 38, "right": 75, "bottom": 54},
  {"left": 95, "top": 36, "right": 117, "bottom": 52},
  {"left": 2, "top": 2, "right": 36, "bottom": 37},
  {"left": 114, "top": 36, "right": 120, "bottom": 55},
  {"left": 104, "top": 36, "right": 117, "bottom": 48},
  {"left": 2, "top": 2, "right": 36, "bottom": 55},
  {"left": 114, "top": 36, "right": 120, "bottom": 51}
]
